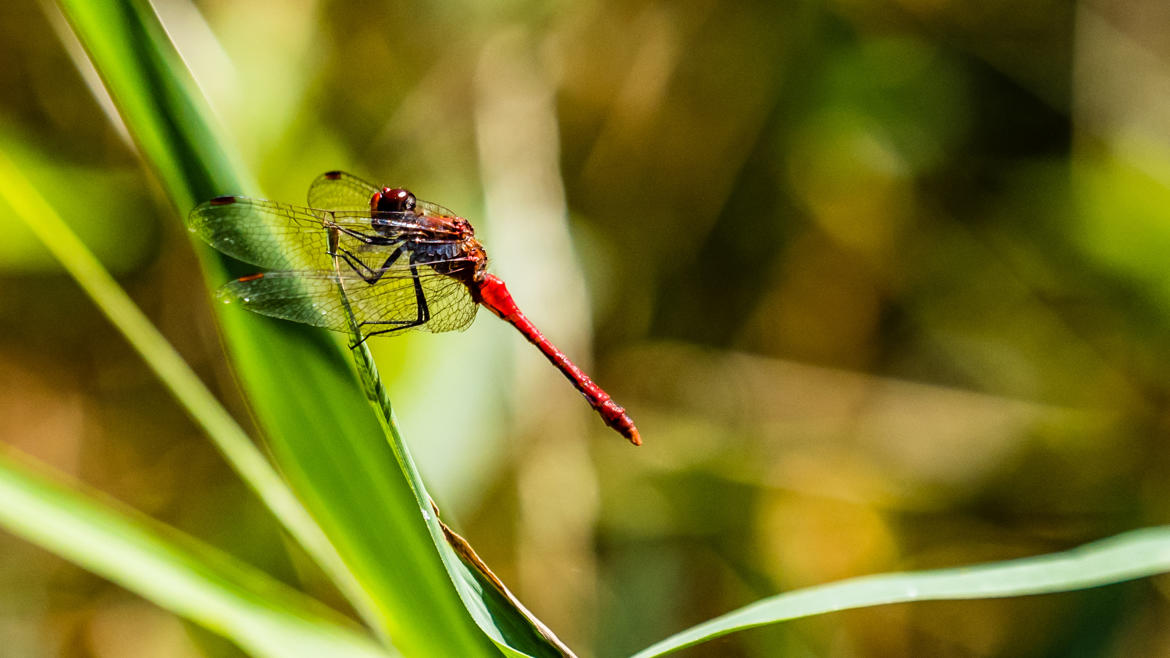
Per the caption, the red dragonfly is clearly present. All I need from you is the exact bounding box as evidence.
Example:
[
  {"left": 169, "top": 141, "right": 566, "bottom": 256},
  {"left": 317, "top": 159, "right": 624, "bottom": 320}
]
[{"left": 189, "top": 171, "right": 640, "bottom": 445}]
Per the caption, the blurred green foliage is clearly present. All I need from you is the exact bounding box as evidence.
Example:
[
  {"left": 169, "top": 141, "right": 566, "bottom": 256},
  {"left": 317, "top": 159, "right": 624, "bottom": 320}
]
[{"left": 4, "top": 0, "right": 1170, "bottom": 655}]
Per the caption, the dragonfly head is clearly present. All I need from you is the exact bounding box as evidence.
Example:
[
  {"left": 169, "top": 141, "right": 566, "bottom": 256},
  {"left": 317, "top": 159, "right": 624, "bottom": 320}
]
[{"left": 371, "top": 187, "right": 417, "bottom": 214}]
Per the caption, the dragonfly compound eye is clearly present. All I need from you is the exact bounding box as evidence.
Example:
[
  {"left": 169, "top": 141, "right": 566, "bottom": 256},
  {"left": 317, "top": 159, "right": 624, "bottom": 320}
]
[{"left": 375, "top": 187, "right": 416, "bottom": 213}]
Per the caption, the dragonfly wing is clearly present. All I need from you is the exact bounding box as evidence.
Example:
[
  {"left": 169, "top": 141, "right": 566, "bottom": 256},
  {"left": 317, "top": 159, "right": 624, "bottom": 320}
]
[
  {"left": 189, "top": 197, "right": 337, "bottom": 270},
  {"left": 307, "top": 171, "right": 380, "bottom": 211},
  {"left": 409, "top": 270, "right": 480, "bottom": 333},
  {"left": 307, "top": 170, "right": 469, "bottom": 229},
  {"left": 218, "top": 272, "right": 348, "bottom": 331},
  {"left": 217, "top": 268, "right": 479, "bottom": 335},
  {"left": 189, "top": 196, "right": 435, "bottom": 272}
]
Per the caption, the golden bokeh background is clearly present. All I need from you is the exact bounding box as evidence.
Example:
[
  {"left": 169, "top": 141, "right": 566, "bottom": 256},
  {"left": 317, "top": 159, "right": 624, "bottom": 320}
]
[{"left": 4, "top": 0, "right": 1170, "bottom": 655}]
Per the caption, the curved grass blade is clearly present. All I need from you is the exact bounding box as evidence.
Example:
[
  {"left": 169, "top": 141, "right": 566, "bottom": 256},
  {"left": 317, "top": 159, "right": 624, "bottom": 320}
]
[
  {"left": 54, "top": 1, "right": 562, "bottom": 654},
  {"left": 0, "top": 448, "right": 389, "bottom": 658},
  {"left": 632, "top": 526, "right": 1170, "bottom": 657},
  {"left": 0, "top": 144, "right": 361, "bottom": 634},
  {"left": 53, "top": 0, "right": 494, "bottom": 654},
  {"left": 332, "top": 273, "right": 572, "bottom": 657}
]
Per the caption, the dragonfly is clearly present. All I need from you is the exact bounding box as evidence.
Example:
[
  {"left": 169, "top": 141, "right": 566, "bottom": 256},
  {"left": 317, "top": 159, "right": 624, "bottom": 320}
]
[{"left": 189, "top": 171, "right": 640, "bottom": 445}]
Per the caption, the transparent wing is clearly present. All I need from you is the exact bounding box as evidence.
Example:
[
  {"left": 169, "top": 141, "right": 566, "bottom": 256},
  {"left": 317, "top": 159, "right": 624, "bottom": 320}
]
[
  {"left": 307, "top": 170, "right": 465, "bottom": 220},
  {"left": 188, "top": 196, "right": 461, "bottom": 271},
  {"left": 216, "top": 268, "right": 479, "bottom": 335},
  {"left": 414, "top": 198, "right": 462, "bottom": 221},
  {"left": 189, "top": 197, "right": 332, "bottom": 270},
  {"left": 307, "top": 171, "right": 380, "bottom": 211}
]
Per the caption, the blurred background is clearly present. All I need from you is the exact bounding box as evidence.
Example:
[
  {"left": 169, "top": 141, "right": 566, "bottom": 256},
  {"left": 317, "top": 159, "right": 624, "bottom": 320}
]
[{"left": 4, "top": 0, "right": 1170, "bottom": 655}]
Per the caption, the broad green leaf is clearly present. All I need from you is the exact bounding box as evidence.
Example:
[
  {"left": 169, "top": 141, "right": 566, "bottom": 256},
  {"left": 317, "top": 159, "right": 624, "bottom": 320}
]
[
  {"left": 633, "top": 526, "right": 1170, "bottom": 657},
  {"left": 0, "top": 448, "right": 388, "bottom": 658},
  {"left": 54, "top": 1, "right": 564, "bottom": 655}
]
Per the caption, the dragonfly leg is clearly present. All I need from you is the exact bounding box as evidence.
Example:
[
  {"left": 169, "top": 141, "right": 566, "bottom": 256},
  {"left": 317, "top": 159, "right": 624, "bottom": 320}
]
[
  {"left": 350, "top": 262, "right": 431, "bottom": 348},
  {"left": 337, "top": 245, "right": 404, "bottom": 284},
  {"left": 333, "top": 224, "right": 396, "bottom": 246}
]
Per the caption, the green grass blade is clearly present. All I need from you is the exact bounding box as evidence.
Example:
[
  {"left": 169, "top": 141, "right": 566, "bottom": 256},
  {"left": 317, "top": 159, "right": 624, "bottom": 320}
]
[
  {"left": 54, "top": 1, "right": 557, "bottom": 654},
  {"left": 345, "top": 317, "right": 572, "bottom": 656},
  {"left": 0, "top": 144, "right": 361, "bottom": 640},
  {"left": 55, "top": 0, "right": 490, "bottom": 651},
  {"left": 50, "top": 0, "right": 247, "bottom": 214},
  {"left": 633, "top": 526, "right": 1170, "bottom": 657},
  {"left": 0, "top": 448, "right": 389, "bottom": 658},
  {"left": 327, "top": 261, "right": 571, "bottom": 655}
]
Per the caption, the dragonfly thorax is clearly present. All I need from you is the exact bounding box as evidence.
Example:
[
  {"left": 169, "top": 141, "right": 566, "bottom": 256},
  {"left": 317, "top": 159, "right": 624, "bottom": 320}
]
[
  {"left": 362, "top": 181, "right": 489, "bottom": 286},
  {"left": 414, "top": 230, "right": 489, "bottom": 287},
  {"left": 412, "top": 240, "right": 464, "bottom": 265}
]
